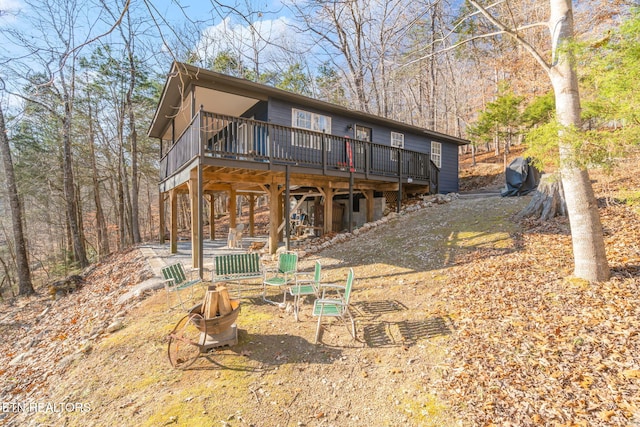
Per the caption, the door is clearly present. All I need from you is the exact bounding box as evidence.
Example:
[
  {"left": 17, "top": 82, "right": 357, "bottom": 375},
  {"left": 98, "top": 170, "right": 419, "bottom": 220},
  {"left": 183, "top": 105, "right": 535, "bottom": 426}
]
[{"left": 354, "top": 125, "right": 371, "bottom": 170}]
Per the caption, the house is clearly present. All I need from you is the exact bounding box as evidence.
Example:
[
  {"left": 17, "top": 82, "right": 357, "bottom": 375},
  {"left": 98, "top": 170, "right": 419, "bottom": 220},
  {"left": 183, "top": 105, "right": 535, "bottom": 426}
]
[{"left": 148, "top": 62, "right": 468, "bottom": 269}]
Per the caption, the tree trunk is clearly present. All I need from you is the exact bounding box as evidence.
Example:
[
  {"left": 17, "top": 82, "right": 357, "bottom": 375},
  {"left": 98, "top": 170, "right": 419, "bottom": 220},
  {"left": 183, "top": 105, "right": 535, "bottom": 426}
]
[
  {"left": 518, "top": 174, "right": 566, "bottom": 220},
  {"left": 61, "top": 66, "right": 89, "bottom": 269},
  {"left": 428, "top": 11, "right": 437, "bottom": 130},
  {"left": 117, "top": 158, "right": 125, "bottom": 251},
  {"left": 0, "top": 102, "right": 35, "bottom": 296},
  {"left": 549, "top": 0, "right": 609, "bottom": 281},
  {"left": 126, "top": 49, "right": 141, "bottom": 244},
  {"left": 87, "top": 95, "right": 110, "bottom": 259}
]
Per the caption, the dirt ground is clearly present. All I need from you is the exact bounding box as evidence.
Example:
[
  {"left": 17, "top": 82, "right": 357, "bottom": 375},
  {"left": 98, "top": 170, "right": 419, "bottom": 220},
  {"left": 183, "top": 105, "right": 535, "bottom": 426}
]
[{"left": 2, "top": 149, "right": 639, "bottom": 426}]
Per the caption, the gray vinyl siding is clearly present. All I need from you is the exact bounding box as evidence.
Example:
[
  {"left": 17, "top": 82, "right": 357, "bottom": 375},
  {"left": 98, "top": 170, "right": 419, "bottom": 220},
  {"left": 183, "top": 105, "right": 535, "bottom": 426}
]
[
  {"left": 241, "top": 101, "right": 268, "bottom": 121},
  {"left": 437, "top": 141, "right": 459, "bottom": 193},
  {"left": 267, "top": 98, "right": 302, "bottom": 128},
  {"left": 268, "top": 98, "right": 428, "bottom": 152},
  {"left": 267, "top": 97, "right": 459, "bottom": 192}
]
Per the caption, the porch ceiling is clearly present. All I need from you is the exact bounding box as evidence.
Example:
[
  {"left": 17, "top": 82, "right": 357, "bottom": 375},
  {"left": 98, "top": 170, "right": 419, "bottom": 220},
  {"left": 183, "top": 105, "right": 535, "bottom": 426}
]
[{"left": 195, "top": 86, "right": 259, "bottom": 118}]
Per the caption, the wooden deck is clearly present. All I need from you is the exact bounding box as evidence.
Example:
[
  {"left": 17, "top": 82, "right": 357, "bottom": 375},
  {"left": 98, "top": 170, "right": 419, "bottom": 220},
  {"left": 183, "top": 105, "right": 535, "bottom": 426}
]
[
  {"left": 160, "top": 111, "right": 439, "bottom": 194},
  {"left": 159, "top": 111, "right": 442, "bottom": 270}
]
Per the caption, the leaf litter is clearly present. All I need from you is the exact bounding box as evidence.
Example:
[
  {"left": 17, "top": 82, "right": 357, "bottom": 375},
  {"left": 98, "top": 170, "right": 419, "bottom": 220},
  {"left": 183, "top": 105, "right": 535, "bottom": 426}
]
[{"left": 0, "top": 156, "right": 639, "bottom": 426}]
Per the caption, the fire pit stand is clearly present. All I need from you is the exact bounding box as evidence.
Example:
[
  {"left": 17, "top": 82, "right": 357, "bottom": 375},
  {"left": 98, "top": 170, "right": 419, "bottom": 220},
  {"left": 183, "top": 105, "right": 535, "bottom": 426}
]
[{"left": 167, "top": 300, "right": 240, "bottom": 369}]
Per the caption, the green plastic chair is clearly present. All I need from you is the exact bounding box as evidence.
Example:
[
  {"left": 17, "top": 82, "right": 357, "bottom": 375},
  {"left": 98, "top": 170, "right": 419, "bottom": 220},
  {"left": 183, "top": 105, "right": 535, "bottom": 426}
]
[
  {"left": 289, "top": 261, "right": 322, "bottom": 321},
  {"left": 312, "top": 268, "right": 355, "bottom": 344},
  {"left": 161, "top": 262, "right": 203, "bottom": 310},
  {"left": 262, "top": 252, "right": 298, "bottom": 306}
]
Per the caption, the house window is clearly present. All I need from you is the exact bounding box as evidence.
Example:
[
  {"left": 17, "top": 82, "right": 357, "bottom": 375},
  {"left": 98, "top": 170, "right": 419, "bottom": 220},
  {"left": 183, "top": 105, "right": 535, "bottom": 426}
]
[
  {"left": 293, "top": 109, "right": 312, "bottom": 129},
  {"left": 431, "top": 141, "right": 442, "bottom": 168},
  {"left": 391, "top": 132, "right": 404, "bottom": 148},
  {"left": 390, "top": 131, "right": 404, "bottom": 161},
  {"left": 292, "top": 109, "right": 331, "bottom": 149},
  {"left": 355, "top": 125, "right": 371, "bottom": 142}
]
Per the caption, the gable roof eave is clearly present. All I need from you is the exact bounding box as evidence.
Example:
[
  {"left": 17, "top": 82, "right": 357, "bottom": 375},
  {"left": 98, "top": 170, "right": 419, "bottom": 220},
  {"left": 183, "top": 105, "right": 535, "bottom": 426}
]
[{"left": 148, "top": 62, "right": 469, "bottom": 147}]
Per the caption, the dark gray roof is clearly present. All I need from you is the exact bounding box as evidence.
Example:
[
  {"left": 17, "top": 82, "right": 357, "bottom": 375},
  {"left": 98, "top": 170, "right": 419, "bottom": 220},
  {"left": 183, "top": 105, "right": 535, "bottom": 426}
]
[{"left": 148, "top": 61, "right": 469, "bottom": 146}]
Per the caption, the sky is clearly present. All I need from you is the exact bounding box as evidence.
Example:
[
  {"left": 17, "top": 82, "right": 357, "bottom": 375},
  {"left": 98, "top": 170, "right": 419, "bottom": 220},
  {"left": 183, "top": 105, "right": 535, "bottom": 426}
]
[
  {"left": 0, "top": 0, "right": 21, "bottom": 25},
  {"left": 1, "top": 0, "right": 335, "bottom": 116},
  {"left": 156, "top": 0, "right": 296, "bottom": 71},
  {"left": 0, "top": 0, "right": 300, "bottom": 100},
  {"left": 0, "top": 0, "right": 296, "bottom": 62}
]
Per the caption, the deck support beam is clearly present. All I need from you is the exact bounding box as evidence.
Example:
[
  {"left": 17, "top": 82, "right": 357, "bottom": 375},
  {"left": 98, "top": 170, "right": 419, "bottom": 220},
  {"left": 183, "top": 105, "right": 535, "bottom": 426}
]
[
  {"left": 365, "top": 190, "right": 374, "bottom": 223},
  {"left": 278, "top": 192, "right": 284, "bottom": 242},
  {"left": 322, "top": 187, "right": 335, "bottom": 234},
  {"left": 159, "top": 192, "right": 166, "bottom": 244},
  {"left": 348, "top": 173, "right": 354, "bottom": 233},
  {"left": 229, "top": 188, "right": 237, "bottom": 230},
  {"left": 169, "top": 189, "right": 178, "bottom": 254},
  {"left": 268, "top": 184, "right": 280, "bottom": 254},
  {"left": 249, "top": 194, "right": 255, "bottom": 237},
  {"left": 285, "top": 165, "right": 291, "bottom": 251},
  {"left": 397, "top": 152, "right": 403, "bottom": 213},
  {"left": 208, "top": 192, "right": 215, "bottom": 240},
  {"left": 188, "top": 169, "right": 202, "bottom": 271}
]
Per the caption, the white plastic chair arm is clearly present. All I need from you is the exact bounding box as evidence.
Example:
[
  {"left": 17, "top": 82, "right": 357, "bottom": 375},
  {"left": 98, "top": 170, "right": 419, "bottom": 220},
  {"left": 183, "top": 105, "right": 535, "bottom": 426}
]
[
  {"left": 262, "top": 266, "right": 278, "bottom": 277},
  {"left": 315, "top": 298, "right": 346, "bottom": 307},
  {"left": 319, "top": 283, "right": 345, "bottom": 298}
]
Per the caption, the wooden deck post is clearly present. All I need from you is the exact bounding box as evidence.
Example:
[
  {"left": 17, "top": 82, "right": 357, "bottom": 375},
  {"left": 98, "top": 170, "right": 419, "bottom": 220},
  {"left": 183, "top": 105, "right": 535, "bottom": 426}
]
[
  {"left": 249, "top": 194, "right": 255, "bottom": 237},
  {"left": 397, "top": 150, "right": 403, "bottom": 213},
  {"left": 169, "top": 189, "right": 178, "bottom": 254},
  {"left": 348, "top": 173, "right": 354, "bottom": 233},
  {"left": 229, "top": 188, "right": 237, "bottom": 229},
  {"left": 323, "top": 187, "right": 334, "bottom": 234},
  {"left": 285, "top": 165, "right": 291, "bottom": 251},
  {"left": 277, "top": 191, "right": 284, "bottom": 242},
  {"left": 208, "top": 193, "right": 215, "bottom": 240},
  {"left": 268, "top": 184, "right": 279, "bottom": 254},
  {"left": 188, "top": 174, "right": 200, "bottom": 269},
  {"left": 159, "top": 191, "right": 165, "bottom": 244},
  {"left": 365, "top": 190, "right": 374, "bottom": 223},
  {"left": 197, "top": 166, "right": 203, "bottom": 275}
]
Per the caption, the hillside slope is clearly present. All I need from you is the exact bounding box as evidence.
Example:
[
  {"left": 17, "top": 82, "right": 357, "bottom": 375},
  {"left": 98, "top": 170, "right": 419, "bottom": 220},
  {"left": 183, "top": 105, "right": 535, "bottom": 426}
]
[{"left": 2, "top": 155, "right": 639, "bottom": 426}]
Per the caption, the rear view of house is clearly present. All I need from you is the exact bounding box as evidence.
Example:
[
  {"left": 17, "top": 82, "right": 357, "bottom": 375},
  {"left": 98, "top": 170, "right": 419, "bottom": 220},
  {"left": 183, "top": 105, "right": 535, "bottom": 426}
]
[{"left": 148, "top": 62, "right": 468, "bottom": 267}]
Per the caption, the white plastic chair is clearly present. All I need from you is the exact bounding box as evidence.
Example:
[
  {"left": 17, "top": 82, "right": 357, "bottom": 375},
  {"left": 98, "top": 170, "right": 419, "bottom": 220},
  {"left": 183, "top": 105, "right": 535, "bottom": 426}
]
[{"left": 312, "top": 268, "right": 355, "bottom": 344}]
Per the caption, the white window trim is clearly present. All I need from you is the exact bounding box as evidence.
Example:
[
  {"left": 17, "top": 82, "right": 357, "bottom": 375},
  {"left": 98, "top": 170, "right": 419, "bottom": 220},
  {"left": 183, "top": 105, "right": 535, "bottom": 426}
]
[
  {"left": 292, "top": 108, "right": 332, "bottom": 150},
  {"left": 390, "top": 131, "right": 404, "bottom": 148},
  {"left": 431, "top": 141, "right": 442, "bottom": 168},
  {"left": 390, "top": 131, "right": 404, "bottom": 161}
]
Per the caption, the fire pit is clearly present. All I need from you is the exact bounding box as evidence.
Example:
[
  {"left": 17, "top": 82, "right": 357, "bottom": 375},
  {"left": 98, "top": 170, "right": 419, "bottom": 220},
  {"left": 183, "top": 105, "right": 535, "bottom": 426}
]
[{"left": 167, "top": 286, "right": 240, "bottom": 369}]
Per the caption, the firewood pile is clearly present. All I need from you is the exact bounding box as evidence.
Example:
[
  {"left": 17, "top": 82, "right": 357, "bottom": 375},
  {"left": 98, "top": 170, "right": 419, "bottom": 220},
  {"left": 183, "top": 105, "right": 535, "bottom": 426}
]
[{"left": 200, "top": 286, "right": 232, "bottom": 319}]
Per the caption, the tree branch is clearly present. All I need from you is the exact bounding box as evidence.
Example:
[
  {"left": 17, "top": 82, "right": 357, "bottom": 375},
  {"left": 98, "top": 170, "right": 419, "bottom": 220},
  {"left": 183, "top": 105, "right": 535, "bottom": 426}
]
[
  {"left": 62, "top": 0, "right": 132, "bottom": 66},
  {"left": 400, "top": 30, "right": 508, "bottom": 68},
  {"left": 401, "top": 1, "right": 551, "bottom": 74},
  {"left": 468, "top": 0, "right": 551, "bottom": 73}
]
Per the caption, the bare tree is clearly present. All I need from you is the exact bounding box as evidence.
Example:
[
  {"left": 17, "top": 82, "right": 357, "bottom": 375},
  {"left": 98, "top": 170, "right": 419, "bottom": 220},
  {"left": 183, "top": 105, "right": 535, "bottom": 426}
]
[
  {"left": 2, "top": 0, "right": 94, "bottom": 268},
  {"left": 462, "top": 0, "right": 609, "bottom": 281},
  {"left": 109, "top": 0, "right": 142, "bottom": 244},
  {"left": 288, "top": 0, "right": 379, "bottom": 113},
  {"left": 0, "top": 99, "right": 35, "bottom": 295},
  {"left": 81, "top": 74, "right": 110, "bottom": 259}
]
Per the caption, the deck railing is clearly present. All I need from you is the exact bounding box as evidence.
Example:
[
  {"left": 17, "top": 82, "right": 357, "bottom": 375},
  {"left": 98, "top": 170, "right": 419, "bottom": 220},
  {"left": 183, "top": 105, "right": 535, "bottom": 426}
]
[{"left": 160, "top": 111, "right": 439, "bottom": 189}]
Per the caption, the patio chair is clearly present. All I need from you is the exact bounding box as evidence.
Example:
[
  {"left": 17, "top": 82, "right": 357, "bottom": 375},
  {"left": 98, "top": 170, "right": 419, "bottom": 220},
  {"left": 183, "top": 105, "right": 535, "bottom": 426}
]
[
  {"left": 161, "top": 262, "right": 204, "bottom": 310},
  {"left": 289, "top": 261, "right": 322, "bottom": 321},
  {"left": 262, "top": 252, "right": 298, "bottom": 306},
  {"left": 312, "top": 268, "right": 355, "bottom": 344}
]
